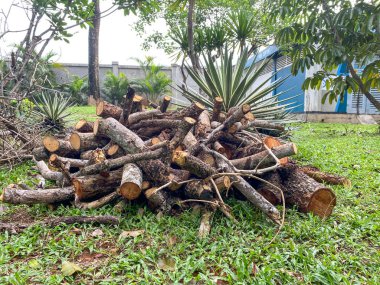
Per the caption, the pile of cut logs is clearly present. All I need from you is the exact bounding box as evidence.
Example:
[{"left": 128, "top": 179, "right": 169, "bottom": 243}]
[{"left": 1, "top": 91, "right": 346, "bottom": 233}]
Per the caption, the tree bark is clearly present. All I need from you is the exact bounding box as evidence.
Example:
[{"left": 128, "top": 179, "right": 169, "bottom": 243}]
[
  {"left": 43, "top": 137, "right": 78, "bottom": 158},
  {"left": 169, "top": 117, "right": 196, "bottom": 150},
  {"left": 120, "top": 87, "right": 136, "bottom": 124},
  {"left": 231, "top": 143, "right": 297, "bottom": 170},
  {"left": 195, "top": 110, "right": 211, "bottom": 138},
  {"left": 0, "top": 186, "right": 74, "bottom": 205},
  {"left": 96, "top": 101, "right": 123, "bottom": 119},
  {"left": 75, "top": 120, "right": 94, "bottom": 133},
  {"left": 347, "top": 61, "right": 380, "bottom": 111},
  {"left": 32, "top": 146, "right": 50, "bottom": 161},
  {"left": 119, "top": 163, "right": 143, "bottom": 200},
  {"left": 299, "top": 166, "right": 351, "bottom": 188},
  {"left": 88, "top": 0, "right": 101, "bottom": 101},
  {"left": 72, "top": 169, "right": 122, "bottom": 201},
  {"left": 160, "top": 96, "right": 171, "bottom": 113},
  {"left": 127, "top": 109, "right": 162, "bottom": 125},
  {"left": 69, "top": 132, "right": 109, "bottom": 152},
  {"left": 278, "top": 165, "right": 336, "bottom": 218},
  {"left": 211, "top": 97, "right": 224, "bottom": 121},
  {"left": 49, "top": 154, "right": 88, "bottom": 168},
  {"left": 184, "top": 180, "right": 213, "bottom": 200},
  {"left": 172, "top": 151, "right": 216, "bottom": 178},
  {"left": 187, "top": 0, "right": 200, "bottom": 70}
]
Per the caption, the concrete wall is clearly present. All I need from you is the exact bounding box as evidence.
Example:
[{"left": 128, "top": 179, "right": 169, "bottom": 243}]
[{"left": 53, "top": 62, "right": 193, "bottom": 104}]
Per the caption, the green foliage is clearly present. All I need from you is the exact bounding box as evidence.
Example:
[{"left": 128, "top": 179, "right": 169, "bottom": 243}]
[
  {"left": 102, "top": 72, "right": 129, "bottom": 105},
  {"left": 134, "top": 0, "right": 273, "bottom": 60},
  {"left": 131, "top": 57, "right": 172, "bottom": 104},
  {"left": 268, "top": 0, "right": 380, "bottom": 105},
  {"left": 10, "top": 99, "right": 35, "bottom": 116},
  {"left": 1, "top": 123, "right": 379, "bottom": 284},
  {"left": 60, "top": 76, "right": 88, "bottom": 105},
  {"left": 181, "top": 49, "right": 294, "bottom": 120},
  {"left": 34, "top": 91, "right": 73, "bottom": 131}
]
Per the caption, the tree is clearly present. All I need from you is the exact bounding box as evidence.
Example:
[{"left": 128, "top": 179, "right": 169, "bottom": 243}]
[
  {"left": 131, "top": 56, "right": 172, "bottom": 104},
  {"left": 88, "top": 0, "right": 101, "bottom": 103},
  {"left": 269, "top": 0, "right": 380, "bottom": 111},
  {"left": 133, "top": 0, "right": 272, "bottom": 66},
  {"left": 102, "top": 71, "right": 129, "bottom": 105}
]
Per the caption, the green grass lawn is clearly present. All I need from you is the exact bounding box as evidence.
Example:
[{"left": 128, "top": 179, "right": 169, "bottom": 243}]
[
  {"left": 0, "top": 122, "right": 379, "bottom": 284},
  {"left": 67, "top": 106, "right": 98, "bottom": 125}
]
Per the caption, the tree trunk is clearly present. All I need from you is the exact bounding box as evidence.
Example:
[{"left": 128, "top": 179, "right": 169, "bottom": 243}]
[
  {"left": 88, "top": 0, "right": 101, "bottom": 101},
  {"left": 231, "top": 143, "right": 297, "bottom": 170},
  {"left": 96, "top": 101, "right": 123, "bottom": 119},
  {"left": 69, "top": 132, "right": 109, "bottom": 152},
  {"left": 75, "top": 120, "right": 94, "bottom": 133},
  {"left": 119, "top": 163, "right": 143, "bottom": 200},
  {"left": 0, "top": 186, "right": 74, "bottom": 205},
  {"left": 160, "top": 96, "right": 171, "bottom": 113},
  {"left": 299, "top": 166, "right": 351, "bottom": 188},
  {"left": 278, "top": 165, "right": 336, "bottom": 218},
  {"left": 347, "top": 61, "right": 380, "bottom": 111},
  {"left": 120, "top": 87, "right": 136, "bottom": 124},
  {"left": 72, "top": 169, "right": 122, "bottom": 201},
  {"left": 187, "top": 0, "right": 200, "bottom": 70}
]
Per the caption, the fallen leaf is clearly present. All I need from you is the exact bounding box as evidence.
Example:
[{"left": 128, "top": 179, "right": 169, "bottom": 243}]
[
  {"left": 70, "top": 228, "right": 82, "bottom": 235},
  {"left": 119, "top": 229, "right": 145, "bottom": 240},
  {"left": 28, "top": 259, "right": 40, "bottom": 269},
  {"left": 251, "top": 263, "right": 258, "bottom": 276},
  {"left": 61, "top": 261, "right": 82, "bottom": 276},
  {"left": 91, "top": 229, "right": 104, "bottom": 237},
  {"left": 157, "top": 256, "right": 176, "bottom": 271},
  {"left": 167, "top": 235, "right": 177, "bottom": 247}
]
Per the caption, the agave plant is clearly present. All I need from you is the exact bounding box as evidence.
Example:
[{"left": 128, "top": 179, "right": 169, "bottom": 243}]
[
  {"left": 180, "top": 49, "right": 297, "bottom": 121},
  {"left": 34, "top": 91, "right": 73, "bottom": 131}
]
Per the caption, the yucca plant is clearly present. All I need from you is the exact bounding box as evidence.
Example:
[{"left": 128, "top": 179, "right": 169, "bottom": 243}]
[
  {"left": 180, "top": 48, "right": 297, "bottom": 122},
  {"left": 34, "top": 91, "right": 73, "bottom": 131}
]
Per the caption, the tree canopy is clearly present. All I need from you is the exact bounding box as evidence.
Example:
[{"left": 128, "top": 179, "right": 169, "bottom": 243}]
[{"left": 268, "top": 0, "right": 380, "bottom": 110}]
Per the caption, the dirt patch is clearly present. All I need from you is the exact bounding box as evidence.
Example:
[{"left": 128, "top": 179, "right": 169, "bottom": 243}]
[{"left": 0, "top": 206, "right": 34, "bottom": 224}]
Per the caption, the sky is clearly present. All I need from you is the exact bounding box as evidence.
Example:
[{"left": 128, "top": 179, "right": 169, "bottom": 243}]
[{"left": 0, "top": 0, "right": 172, "bottom": 66}]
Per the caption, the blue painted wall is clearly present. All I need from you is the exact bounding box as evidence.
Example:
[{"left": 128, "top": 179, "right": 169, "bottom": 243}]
[{"left": 273, "top": 65, "right": 305, "bottom": 113}]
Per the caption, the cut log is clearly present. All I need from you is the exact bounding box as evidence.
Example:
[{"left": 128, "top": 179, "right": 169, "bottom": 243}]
[
  {"left": 69, "top": 132, "right": 109, "bottom": 152},
  {"left": 94, "top": 118, "right": 173, "bottom": 185},
  {"left": 247, "top": 120, "right": 285, "bottom": 132},
  {"left": 160, "top": 96, "right": 171, "bottom": 113},
  {"left": 213, "top": 141, "right": 226, "bottom": 155},
  {"left": 168, "top": 168, "right": 191, "bottom": 191},
  {"left": 80, "top": 150, "right": 93, "bottom": 160},
  {"left": 75, "top": 120, "right": 94, "bottom": 133},
  {"left": 130, "top": 119, "right": 181, "bottom": 130},
  {"left": 197, "top": 151, "right": 216, "bottom": 167},
  {"left": 0, "top": 186, "right": 74, "bottom": 205},
  {"left": 253, "top": 171, "right": 283, "bottom": 205},
  {"left": 43, "top": 136, "right": 78, "bottom": 157},
  {"left": 144, "top": 187, "right": 179, "bottom": 212},
  {"left": 49, "top": 154, "right": 88, "bottom": 168},
  {"left": 183, "top": 132, "right": 198, "bottom": 150},
  {"left": 231, "top": 143, "right": 297, "bottom": 170},
  {"left": 32, "top": 146, "right": 50, "bottom": 161},
  {"left": 195, "top": 110, "right": 211, "bottom": 138},
  {"left": 278, "top": 165, "right": 336, "bottom": 218},
  {"left": 96, "top": 101, "right": 122, "bottom": 119},
  {"left": 299, "top": 166, "right": 351, "bottom": 188},
  {"left": 172, "top": 151, "right": 216, "bottom": 178},
  {"left": 120, "top": 86, "right": 135, "bottom": 124},
  {"left": 127, "top": 109, "right": 162, "bottom": 125},
  {"left": 72, "top": 169, "right": 122, "bottom": 201},
  {"left": 184, "top": 180, "right": 213, "bottom": 200},
  {"left": 264, "top": 137, "right": 288, "bottom": 164},
  {"left": 35, "top": 160, "right": 69, "bottom": 186},
  {"left": 131, "top": 95, "right": 144, "bottom": 113},
  {"left": 218, "top": 112, "right": 226, "bottom": 123},
  {"left": 142, "top": 181, "right": 151, "bottom": 190},
  {"left": 175, "top": 102, "right": 205, "bottom": 119},
  {"left": 119, "top": 163, "right": 143, "bottom": 200},
  {"left": 211, "top": 97, "right": 223, "bottom": 122},
  {"left": 169, "top": 117, "right": 196, "bottom": 150},
  {"left": 75, "top": 192, "right": 120, "bottom": 209},
  {"left": 85, "top": 148, "right": 106, "bottom": 165},
  {"left": 234, "top": 141, "right": 265, "bottom": 159},
  {"left": 213, "top": 176, "right": 231, "bottom": 193},
  {"left": 103, "top": 142, "right": 124, "bottom": 158}
]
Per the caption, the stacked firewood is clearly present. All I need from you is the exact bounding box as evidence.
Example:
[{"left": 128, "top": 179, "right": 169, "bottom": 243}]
[{"left": 1, "top": 91, "right": 344, "bottom": 233}]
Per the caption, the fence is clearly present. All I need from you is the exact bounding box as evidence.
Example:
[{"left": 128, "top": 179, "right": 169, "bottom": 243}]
[{"left": 53, "top": 61, "right": 198, "bottom": 104}]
